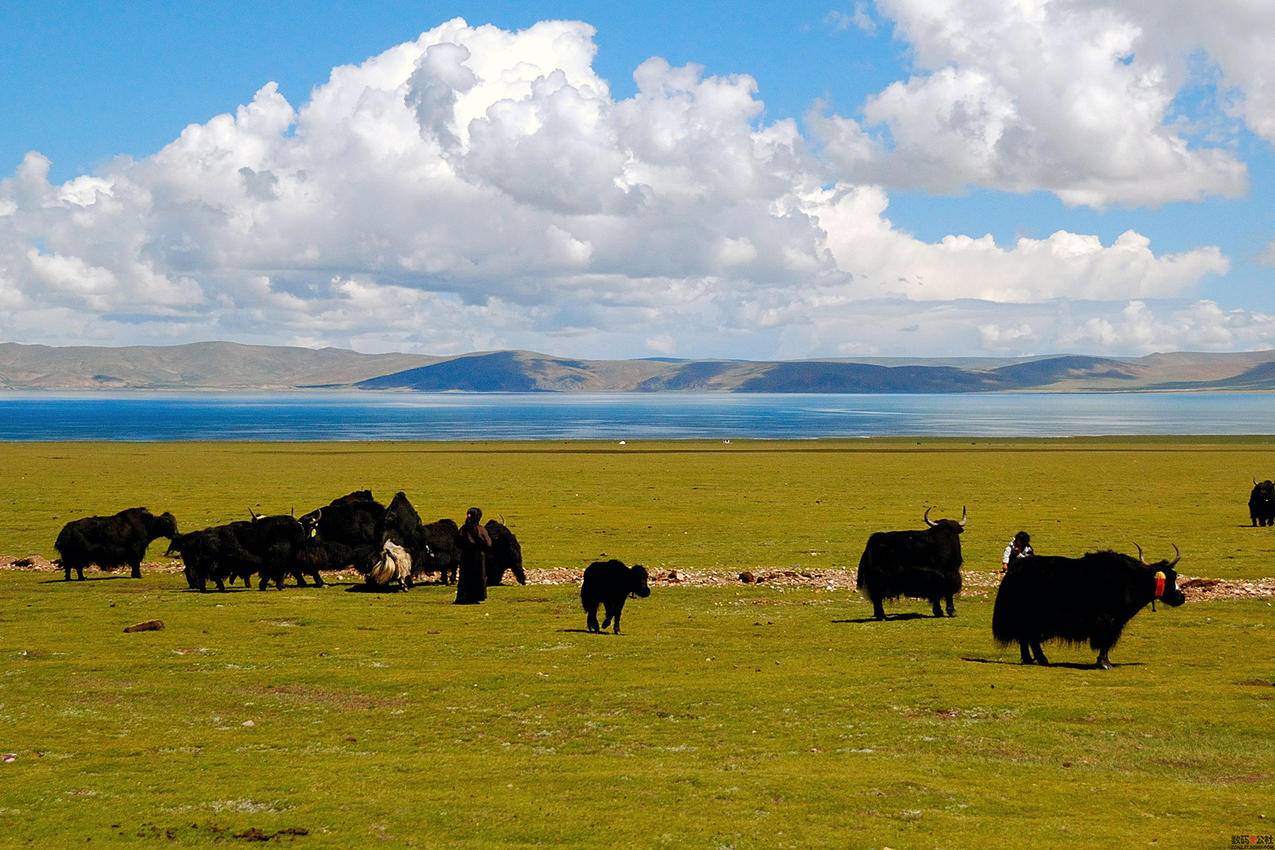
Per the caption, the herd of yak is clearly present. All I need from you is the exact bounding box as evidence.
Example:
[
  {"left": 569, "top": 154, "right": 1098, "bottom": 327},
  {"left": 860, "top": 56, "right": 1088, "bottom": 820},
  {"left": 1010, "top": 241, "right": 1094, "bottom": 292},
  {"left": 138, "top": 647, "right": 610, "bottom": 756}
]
[{"left": 49, "top": 479, "right": 1275, "bottom": 666}]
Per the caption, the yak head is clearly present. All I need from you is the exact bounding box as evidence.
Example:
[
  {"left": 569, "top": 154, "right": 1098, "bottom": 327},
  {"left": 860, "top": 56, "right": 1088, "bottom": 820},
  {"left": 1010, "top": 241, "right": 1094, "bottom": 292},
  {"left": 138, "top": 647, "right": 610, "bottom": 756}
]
[
  {"left": 629, "top": 564, "right": 652, "bottom": 598},
  {"left": 300, "top": 508, "right": 322, "bottom": 538},
  {"left": 508, "top": 537, "right": 527, "bottom": 585},
  {"left": 1135, "top": 544, "right": 1186, "bottom": 608},
  {"left": 149, "top": 511, "right": 179, "bottom": 540},
  {"left": 1252, "top": 479, "right": 1275, "bottom": 504},
  {"left": 164, "top": 533, "right": 186, "bottom": 558},
  {"left": 923, "top": 506, "right": 967, "bottom": 534}
]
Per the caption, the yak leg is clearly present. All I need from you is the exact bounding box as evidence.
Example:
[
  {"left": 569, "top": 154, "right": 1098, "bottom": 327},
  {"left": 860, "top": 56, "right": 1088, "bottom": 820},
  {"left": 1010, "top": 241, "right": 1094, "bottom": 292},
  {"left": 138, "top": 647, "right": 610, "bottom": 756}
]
[
  {"left": 63, "top": 563, "right": 72, "bottom": 581},
  {"left": 1018, "top": 640, "right": 1035, "bottom": 664},
  {"left": 600, "top": 602, "right": 614, "bottom": 631},
  {"left": 872, "top": 597, "right": 886, "bottom": 621},
  {"left": 1095, "top": 648, "right": 1112, "bottom": 670},
  {"left": 945, "top": 594, "right": 956, "bottom": 617},
  {"left": 259, "top": 575, "right": 271, "bottom": 591},
  {"left": 1030, "top": 642, "right": 1050, "bottom": 666},
  {"left": 611, "top": 599, "right": 627, "bottom": 635},
  {"left": 585, "top": 604, "right": 601, "bottom": 634},
  {"left": 931, "top": 598, "right": 945, "bottom": 618},
  {"left": 130, "top": 562, "right": 142, "bottom": 579},
  {"left": 76, "top": 565, "right": 86, "bottom": 580}
]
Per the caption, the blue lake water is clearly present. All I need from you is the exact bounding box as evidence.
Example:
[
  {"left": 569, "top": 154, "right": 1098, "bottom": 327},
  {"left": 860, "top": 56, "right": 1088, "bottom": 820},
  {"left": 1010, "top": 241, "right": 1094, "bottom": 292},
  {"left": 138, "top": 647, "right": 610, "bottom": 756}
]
[{"left": 0, "top": 391, "right": 1273, "bottom": 440}]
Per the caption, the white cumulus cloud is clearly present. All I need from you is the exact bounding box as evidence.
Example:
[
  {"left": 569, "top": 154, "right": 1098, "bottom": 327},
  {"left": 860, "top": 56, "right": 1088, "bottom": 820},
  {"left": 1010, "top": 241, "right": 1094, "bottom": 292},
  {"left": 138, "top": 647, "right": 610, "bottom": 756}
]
[
  {"left": 0, "top": 16, "right": 1246, "bottom": 358},
  {"left": 817, "top": 0, "right": 1271, "bottom": 207}
]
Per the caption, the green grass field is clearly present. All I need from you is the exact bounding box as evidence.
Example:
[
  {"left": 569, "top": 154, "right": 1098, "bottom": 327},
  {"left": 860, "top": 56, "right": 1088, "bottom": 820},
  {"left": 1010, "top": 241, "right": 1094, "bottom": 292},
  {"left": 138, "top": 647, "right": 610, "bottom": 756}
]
[{"left": 0, "top": 440, "right": 1272, "bottom": 848}]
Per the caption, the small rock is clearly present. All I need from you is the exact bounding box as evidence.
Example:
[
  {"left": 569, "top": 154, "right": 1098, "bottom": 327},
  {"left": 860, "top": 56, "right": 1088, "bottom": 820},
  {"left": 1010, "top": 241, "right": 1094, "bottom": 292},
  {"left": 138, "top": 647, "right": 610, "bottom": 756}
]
[
  {"left": 2, "top": 753, "right": 16, "bottom": 763},
  {"left": 667, "top": 570, "right": 681, "bottom": 582},
  {"left": 12, "top": 558, "right": 32, "bottom": 568},
  {"left": 123, "top": 620, "right": 164, "bottom": 633},
  {"left": 739, "top": 571, "right": 756, "bottom": 584},
  {"left": 242, "top": 720, "right": 255, "bottom": 727}
]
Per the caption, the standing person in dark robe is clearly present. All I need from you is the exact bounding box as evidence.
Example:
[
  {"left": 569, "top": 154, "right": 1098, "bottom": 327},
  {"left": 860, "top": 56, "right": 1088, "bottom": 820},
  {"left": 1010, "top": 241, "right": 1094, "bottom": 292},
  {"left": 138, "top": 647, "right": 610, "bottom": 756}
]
[{"left": 454, "top": 507, "right": 491, "bottom": 604}]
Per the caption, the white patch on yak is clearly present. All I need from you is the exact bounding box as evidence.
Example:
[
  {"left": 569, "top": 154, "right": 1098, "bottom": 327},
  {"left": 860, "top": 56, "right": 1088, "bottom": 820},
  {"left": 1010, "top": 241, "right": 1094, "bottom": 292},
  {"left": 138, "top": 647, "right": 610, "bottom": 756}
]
[{"left": 369, "top": 539, "right": 412, "bottom": 586}]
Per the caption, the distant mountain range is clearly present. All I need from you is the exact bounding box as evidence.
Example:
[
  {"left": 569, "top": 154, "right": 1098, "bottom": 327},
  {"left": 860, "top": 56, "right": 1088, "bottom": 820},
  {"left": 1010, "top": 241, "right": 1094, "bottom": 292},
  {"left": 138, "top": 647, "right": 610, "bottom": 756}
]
[{"left": 5, "top": 341, "right": 1275, "bottom": 393}]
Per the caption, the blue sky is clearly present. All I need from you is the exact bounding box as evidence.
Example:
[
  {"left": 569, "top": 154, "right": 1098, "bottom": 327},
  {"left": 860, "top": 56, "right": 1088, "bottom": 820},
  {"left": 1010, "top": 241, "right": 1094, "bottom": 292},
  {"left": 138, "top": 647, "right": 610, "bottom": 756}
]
[{"left": 1, "top": 1, "right": 1272, "bottom": 357}]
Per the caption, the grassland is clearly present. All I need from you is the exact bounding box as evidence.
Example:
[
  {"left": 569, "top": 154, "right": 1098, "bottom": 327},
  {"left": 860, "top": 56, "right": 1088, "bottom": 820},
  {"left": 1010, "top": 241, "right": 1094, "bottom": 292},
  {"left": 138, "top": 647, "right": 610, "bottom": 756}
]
[{"left": 0, "top": 439, "right": 1272, "bottom": 848}]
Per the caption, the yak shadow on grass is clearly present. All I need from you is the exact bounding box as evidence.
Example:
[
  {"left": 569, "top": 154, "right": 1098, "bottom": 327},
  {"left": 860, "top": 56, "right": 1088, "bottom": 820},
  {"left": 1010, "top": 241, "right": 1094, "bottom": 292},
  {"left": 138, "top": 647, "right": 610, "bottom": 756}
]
[
  {"left": 180, "top": 587, "right": 249, "bottom": 594},
  {"left": 961, "top": 656, "right": 1145, "bottom": 670},
  {"left": 344, "top": 583, "right": 407, "bottom": 594},
  {"left": 40, "top": 575, "right": 133, "bottom": 584},
  {"left": 832, "top": 612, "right": 936, "bottom": 624}
]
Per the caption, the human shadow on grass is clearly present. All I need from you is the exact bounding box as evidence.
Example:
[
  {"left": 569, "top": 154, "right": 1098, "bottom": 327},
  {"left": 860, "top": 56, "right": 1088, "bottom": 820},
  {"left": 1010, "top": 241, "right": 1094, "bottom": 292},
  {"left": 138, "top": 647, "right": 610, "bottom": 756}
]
[
  {"left": 833, "top": 612, "right": 932, "bottom": 624},
  {"left": 961, "top": 656, "right": 1145, "bottom": 669}
]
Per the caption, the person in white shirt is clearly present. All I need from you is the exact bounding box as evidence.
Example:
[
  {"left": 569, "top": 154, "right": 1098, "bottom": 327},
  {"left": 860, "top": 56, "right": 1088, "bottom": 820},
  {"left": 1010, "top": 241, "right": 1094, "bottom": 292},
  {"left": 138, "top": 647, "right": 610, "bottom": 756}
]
[{"left": 1001, "top": 531, "right": 1033, "bottom": 572}]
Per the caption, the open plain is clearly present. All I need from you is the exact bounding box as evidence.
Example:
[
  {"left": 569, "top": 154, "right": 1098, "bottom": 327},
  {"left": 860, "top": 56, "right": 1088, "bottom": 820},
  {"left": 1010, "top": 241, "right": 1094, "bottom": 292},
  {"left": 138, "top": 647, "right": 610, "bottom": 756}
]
[{"left": 0, "top": 439, "right": 1272, "bottom": 848}]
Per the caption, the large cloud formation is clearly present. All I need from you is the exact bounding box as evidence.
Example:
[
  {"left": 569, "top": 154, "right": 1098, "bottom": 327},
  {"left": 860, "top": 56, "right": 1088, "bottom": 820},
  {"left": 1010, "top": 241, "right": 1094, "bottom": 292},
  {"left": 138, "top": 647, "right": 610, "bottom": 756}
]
[
  {"left": 819, "top": 0, "right": 1272, "bottom": 207},
  {"left": 0, "top": 15, "right": 1260, "bottom": 357}
]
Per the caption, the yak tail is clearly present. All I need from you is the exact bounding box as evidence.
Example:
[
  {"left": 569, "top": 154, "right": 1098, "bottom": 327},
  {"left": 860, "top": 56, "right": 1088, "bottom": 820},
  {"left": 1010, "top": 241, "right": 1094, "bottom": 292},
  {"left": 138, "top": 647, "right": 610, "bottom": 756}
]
[
  {"left": 990, "top": 576, "right": 1017, "bottom": 646},
  {"left": 855, "top": 546, "right": 870, "bottom": 589}
]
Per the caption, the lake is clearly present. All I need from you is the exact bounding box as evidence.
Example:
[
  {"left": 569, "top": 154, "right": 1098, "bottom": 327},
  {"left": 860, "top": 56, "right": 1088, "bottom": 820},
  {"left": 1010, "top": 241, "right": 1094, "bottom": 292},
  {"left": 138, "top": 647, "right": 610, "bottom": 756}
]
[{"left": 0, "top": 391, "right": 1273, "bottom": 440}]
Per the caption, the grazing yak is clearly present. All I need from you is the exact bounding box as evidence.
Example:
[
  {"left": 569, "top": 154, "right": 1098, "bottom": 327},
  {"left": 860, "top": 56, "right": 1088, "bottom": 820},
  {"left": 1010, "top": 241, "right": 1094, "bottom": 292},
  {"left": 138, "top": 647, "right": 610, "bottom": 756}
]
[
  {"left": 293, "top": 538, "right": 375, "bottom": 582},
  {"left": 484, "top": 520, "right": 526, "bottom": 586},
  {"left": 580, "top": 560, "right": 651, "bottom": 634},
  {"left": 856, "top": 507, "right": 966, "bottom": 620},
  {"left": 167, "top": 513, "right": 307, "bottom": 591},
  {"left": 168, "top": 522, "right": 258, "bottom": 592},
  {"left": 992, "top": 545, "right": 1186, "bottom": 669},
  {"left": 417, "top": 518, "right": 461, "bottom": 585},
  {"left": 240, "top": 513, "right": 309, "bottom": 589},
  {"left": 1250, "top": 479, "right": 1275, "bottom": 527},
  {"left": 379, "top": 491, "right": 429, "bottom": 586},
  {"left": 54, "top": 507, "right": 178, "bottom": 580},
  {"left": 367, "top": 539, "right": 412, "bottom": 589}
]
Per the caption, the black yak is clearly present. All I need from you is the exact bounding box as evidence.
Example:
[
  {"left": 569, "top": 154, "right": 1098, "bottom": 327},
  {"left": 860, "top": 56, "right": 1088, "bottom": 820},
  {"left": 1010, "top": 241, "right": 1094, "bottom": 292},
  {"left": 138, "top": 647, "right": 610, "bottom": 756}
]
[
  {"left": 168, "top": 514, "right": 307, "bottom": 592},
  {"left": 54, "top": 507, "right": 178, "bottom": 580},
  {"left": 484, "top": 519, "right": 526, "bottom": 586},
  {"left": 856, "top": 507, "right": 965, "bottom": 620},
  {"left": 168, "top": 523, "right": 259, "bottom": 592},
  {"left": 580, "top": 559, "right": 651, "bottom": 634},
  {"left": 300, "top": 491, "right": 386, "bottom": 549},
  {"left": 377, "top": 491, "right": 428, "bottom": 588},
  {"left": 292, "top": 538, "right": 375, "bottom": 582},
  {"left": 992, "top": 545, "right": 1186, "bottom": 669},
  {"left": 1250, "top": 479, "right": 1275, "bottom": 527},
  {"left": 417, "top": 518, "right": 461, "bottom": 585},
  {"left": 239, "top": 513, "right": 308, "bottom": 590}
]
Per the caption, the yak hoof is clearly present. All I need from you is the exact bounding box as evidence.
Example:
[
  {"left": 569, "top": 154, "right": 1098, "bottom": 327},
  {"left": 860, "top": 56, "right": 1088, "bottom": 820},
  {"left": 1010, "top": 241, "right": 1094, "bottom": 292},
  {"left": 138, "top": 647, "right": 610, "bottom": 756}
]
[{"left": 1096, "top": 658, "right": 1112, "bottom": 670}]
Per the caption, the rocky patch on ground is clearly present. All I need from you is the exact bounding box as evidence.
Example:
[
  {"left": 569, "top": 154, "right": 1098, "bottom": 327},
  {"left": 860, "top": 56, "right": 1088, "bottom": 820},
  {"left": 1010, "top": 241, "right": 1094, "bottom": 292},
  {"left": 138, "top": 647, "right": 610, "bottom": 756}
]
[{"left": 4, "top": 555, "right": 1270, "bottom": 600}]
